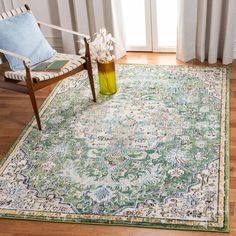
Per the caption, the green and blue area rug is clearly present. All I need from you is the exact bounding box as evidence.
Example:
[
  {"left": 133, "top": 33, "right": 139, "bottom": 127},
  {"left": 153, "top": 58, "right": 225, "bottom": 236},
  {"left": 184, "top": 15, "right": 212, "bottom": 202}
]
[{"left": 0, "top": 64, "right": 229, "bottom": 232}]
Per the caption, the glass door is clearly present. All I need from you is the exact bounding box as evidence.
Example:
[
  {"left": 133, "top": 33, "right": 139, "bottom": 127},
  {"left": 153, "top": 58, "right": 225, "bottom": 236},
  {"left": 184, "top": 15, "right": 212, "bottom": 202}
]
[
  {"left": 121, "top": 0, "right": 177, "bottom": 52},
  {"left": 121, "top": 0, "right": 152, "bottom": 51},
  {"left": 152, "top": 0, "right": 177, "bottom": 52}
]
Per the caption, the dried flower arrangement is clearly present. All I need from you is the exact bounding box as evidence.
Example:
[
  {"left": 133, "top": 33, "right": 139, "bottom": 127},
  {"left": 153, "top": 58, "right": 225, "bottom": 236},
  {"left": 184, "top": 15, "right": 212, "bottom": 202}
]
[{"left": 79, "top": 28, "right": 115, "bottom": 63}]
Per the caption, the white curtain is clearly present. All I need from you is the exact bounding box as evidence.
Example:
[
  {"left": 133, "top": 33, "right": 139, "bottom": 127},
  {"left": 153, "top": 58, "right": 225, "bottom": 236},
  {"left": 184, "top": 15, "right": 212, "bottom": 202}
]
[
  {"left": 57, "top": 0, "right": 126, "bottom": 59},
  {"left": 177, "top": 0, "right": 236, "bottom": 65}
]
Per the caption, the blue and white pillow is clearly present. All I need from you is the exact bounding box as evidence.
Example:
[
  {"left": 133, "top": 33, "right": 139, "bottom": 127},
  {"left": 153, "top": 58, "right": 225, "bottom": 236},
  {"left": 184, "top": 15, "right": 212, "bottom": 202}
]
[{"left": 0, "top": 12, "right": 56, "bottom": 71}]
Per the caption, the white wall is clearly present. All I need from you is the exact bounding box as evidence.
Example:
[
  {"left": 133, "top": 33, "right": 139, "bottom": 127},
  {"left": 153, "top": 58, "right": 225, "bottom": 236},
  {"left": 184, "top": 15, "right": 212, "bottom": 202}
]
[
  {"left": 234, "top": 44, "right": 236, "bottom": 59},
  {"left": 234, "top": 25, "right": 236, "bottom": 59},
  {"left": 0, "top": 0, "right": 63, "bottom": 52}
]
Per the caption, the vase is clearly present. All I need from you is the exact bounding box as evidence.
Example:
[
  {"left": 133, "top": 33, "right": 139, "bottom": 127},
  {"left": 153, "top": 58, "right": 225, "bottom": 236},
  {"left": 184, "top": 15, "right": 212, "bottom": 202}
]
[{"left": 97, "top": 60, "right": 117, "bottom": 95}]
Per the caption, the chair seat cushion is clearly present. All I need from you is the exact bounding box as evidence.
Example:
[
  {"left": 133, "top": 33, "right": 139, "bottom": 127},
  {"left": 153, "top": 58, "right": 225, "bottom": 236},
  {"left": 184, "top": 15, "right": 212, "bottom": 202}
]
[
  {"left": 4, "top": 53, "right": 85, "bottom": 82},
  {"left": 0, "top": 12, "right": 56, "bottom": 71}
]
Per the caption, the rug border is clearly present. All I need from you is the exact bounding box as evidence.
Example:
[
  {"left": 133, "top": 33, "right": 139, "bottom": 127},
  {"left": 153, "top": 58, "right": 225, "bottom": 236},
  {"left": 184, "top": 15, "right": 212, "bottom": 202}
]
[
  {"left": 224, "top": 66, "right": 230, "bottom": 232},
  {"left": 0, "top": 64, "right": 230, "bottom": 232}
]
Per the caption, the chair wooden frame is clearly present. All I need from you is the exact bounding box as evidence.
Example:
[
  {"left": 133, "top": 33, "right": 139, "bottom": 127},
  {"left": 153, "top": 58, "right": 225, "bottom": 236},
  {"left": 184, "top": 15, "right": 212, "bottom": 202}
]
[{"left": 0, "top": 4, "right": 96, "bottom": 131}]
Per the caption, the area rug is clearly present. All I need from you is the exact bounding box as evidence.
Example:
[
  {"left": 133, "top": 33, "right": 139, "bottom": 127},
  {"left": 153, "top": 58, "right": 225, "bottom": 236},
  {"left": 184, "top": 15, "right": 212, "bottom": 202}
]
[{"left": 0, "top": 64, "right": 229, "bottom": 232}]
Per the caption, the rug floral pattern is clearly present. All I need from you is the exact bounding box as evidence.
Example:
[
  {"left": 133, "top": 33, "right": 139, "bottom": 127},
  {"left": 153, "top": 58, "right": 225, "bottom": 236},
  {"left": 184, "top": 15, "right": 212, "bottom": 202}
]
[{"left": 0, "top": 64, "right": 229, "bottom": 231}]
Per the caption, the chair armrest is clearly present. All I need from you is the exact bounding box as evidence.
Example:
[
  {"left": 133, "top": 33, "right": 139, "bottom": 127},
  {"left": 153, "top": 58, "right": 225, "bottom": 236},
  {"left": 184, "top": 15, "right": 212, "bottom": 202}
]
[
  {"left": 37, "top": 21, "right": 90, "bottom": 40},
  {"left": 0, "top": 48, "right": 30, "bottom": 66}
]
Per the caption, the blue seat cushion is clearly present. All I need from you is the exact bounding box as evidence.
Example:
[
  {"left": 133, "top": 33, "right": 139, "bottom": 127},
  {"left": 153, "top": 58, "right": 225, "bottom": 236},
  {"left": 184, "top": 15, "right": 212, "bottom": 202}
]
[{"left": 0, "top": 12, "right": 56, "bottom": 71}]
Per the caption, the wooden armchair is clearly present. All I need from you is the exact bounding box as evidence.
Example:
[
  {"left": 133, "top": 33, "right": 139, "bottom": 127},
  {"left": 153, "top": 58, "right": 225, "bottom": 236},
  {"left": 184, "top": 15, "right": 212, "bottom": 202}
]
[{"left": 0, "top": 4, "right": 96, "bottom": 131}]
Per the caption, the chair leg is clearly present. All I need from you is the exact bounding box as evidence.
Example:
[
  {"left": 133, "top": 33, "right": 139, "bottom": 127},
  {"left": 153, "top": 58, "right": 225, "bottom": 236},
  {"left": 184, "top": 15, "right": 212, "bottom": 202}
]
[
  {"left": 84, "top": 38, "right": 96, "bottom": 102},
  {"left": 24, "top": 65, "right": 42, "bottom": 130},
  {"left": 28, "top": 90, "right": 42, "bottom": 130},
  {"left": 87, "top": 63, "right": 96, "bottom": 102}
]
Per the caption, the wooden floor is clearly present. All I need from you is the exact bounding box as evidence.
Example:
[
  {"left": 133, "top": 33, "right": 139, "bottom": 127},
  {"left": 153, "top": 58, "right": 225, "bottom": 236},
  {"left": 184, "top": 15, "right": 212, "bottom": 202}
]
[{"left": 0, "top": 52, "right": 235, "bottom": 236}]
